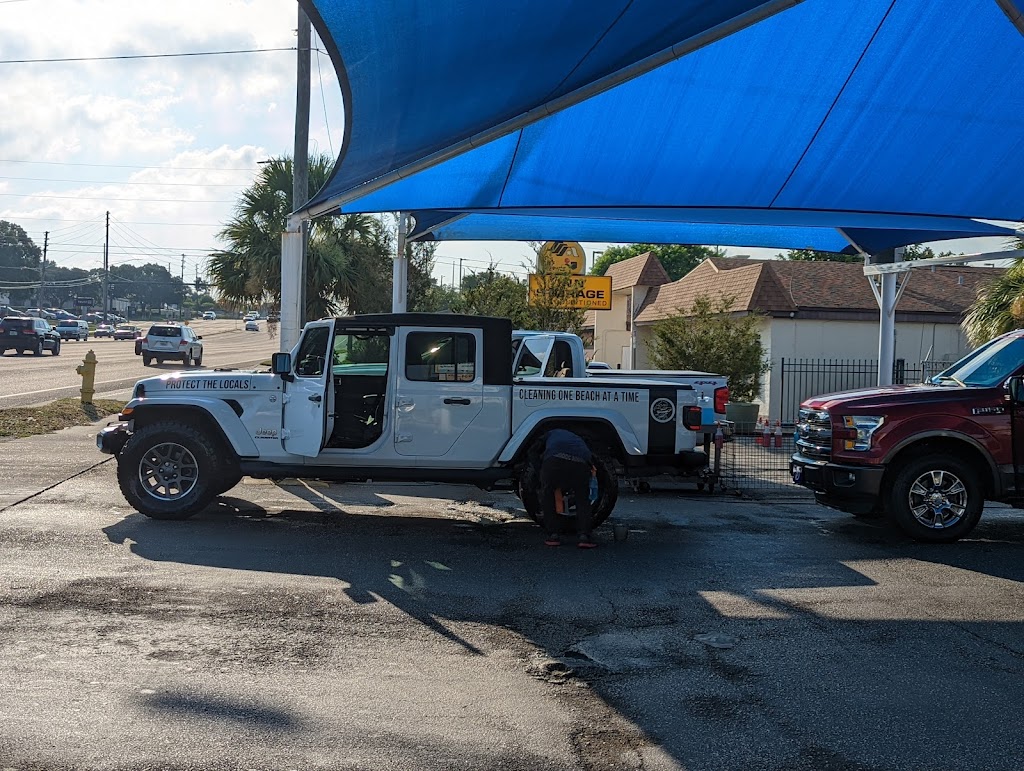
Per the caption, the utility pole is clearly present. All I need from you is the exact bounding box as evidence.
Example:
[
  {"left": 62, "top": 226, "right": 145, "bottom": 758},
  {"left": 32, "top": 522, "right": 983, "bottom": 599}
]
[
  {"left": 36, "top": 231, "right": 48, "bottom": 309},
  {"left": 181, "top": 254, "right": 186, "bottom": 319},
  {"left": 102, "top": 211, "right": 109, "bottom": 322},
  {"left": 459, "top": 258, "right": 464, "bottom": 291},
  {"left": 294, "top": 5, "right": 311, "bottom": 323}
]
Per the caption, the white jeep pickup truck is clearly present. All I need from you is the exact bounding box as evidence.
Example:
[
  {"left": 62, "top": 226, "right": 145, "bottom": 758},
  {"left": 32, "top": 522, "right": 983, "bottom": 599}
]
[{"left": 98, "top": 314, "right": 706, "bottom": 528}]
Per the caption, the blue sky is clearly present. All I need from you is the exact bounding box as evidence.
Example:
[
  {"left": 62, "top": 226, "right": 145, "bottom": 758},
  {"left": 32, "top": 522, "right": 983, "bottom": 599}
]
[{"left": 0, "top": 0, "right": 1013, "bottom": 293}]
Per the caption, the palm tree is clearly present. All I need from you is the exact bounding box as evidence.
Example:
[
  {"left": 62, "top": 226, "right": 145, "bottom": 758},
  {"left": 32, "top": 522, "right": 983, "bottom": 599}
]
[
  {"left": 209, "top": 156, "right": 388, "bottom": 318},
  {"left": 962, "top": 232, "right": 1024, "bottom": 346}
]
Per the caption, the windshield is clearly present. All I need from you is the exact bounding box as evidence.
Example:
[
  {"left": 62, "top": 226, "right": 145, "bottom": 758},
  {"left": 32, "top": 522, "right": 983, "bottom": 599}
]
[
  {"left": 932, "top": 335, "right": 1024, "bottom": 387},
  {"left": 148, "top": 326, "right": 181, "bottom": 337}
]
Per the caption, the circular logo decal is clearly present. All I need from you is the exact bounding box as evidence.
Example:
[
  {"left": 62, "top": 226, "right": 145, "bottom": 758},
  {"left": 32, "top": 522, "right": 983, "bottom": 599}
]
[{"left": 650, "top": 397, "right": 676, "bottom": 423}]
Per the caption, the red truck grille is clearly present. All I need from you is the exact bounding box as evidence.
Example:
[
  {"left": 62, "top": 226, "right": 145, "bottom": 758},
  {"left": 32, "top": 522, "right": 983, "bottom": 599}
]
[{"left": 795, "top": 408, "right": 832, "bottom": 460}]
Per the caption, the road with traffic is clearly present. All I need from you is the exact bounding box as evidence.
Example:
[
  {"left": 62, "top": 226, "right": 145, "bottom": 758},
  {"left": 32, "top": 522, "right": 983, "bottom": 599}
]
[{"left": 0, "top": 319, "right": 279, "bottom": 408}]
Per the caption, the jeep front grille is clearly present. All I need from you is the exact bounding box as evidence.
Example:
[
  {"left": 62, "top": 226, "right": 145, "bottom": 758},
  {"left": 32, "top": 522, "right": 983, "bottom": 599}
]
[{"left": 795, "top": 408, "right": 832, "bottom": 460}]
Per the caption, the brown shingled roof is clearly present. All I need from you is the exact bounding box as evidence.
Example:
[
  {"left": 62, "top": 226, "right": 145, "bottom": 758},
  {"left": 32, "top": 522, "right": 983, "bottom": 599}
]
[
  {"left": 635, "top": 257, "right": 1004, "bottom": 324},
  {"left": 603, "top": 252, "right": 671, "bottom": 290}
]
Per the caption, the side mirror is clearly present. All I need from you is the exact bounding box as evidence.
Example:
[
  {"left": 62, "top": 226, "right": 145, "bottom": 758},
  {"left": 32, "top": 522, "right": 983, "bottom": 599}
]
[
  {"left": 1008, "top": 377, "right": 1023, "bottom": 403},
  {"left": 197, "top": 335, "right": 203, "bottom": 340},
  {"left": 272, "top": 352, "right": 292, "bottom": 376}
]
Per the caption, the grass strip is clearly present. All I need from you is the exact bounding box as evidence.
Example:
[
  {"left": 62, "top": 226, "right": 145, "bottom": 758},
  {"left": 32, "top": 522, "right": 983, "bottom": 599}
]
[{"left": 0, "top": 398, "right": 125, "bottom": 439}]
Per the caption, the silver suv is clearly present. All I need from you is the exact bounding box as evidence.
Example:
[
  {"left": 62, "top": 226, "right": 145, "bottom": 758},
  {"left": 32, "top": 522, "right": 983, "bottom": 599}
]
[
  {"left": 55, "top": 319, "right": 89, "bottom": 341},
  {"left": 141, "top": 323, "right": 203, "bottom": 366}
]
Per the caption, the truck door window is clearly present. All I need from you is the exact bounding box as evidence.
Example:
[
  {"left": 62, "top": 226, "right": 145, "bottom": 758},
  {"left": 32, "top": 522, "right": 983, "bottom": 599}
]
[
  {"left": 545, "top": 340, "right": 574, "bottom": 378},
  {"left": 295, "top": 326, "right": 331, "bottom": 377},
  {"left": 406, "top": 332, "right": 476, "bottom": 382},
  {"left": 514, "top": 337, "right": 552, "bottom": 377}
]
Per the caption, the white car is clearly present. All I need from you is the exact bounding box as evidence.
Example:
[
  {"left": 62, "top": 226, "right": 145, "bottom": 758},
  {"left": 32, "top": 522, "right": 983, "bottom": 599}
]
[
  {"left": 202, "top": 311, "right": 216, "bottom": 320},
  {"left": 587, "top": 360, "right": 612, "bottom": 370},
  {"left": 140, "top": 323, "right": 203, "bottom": 366},
  {"left": 244, "top": 320, "right": 259, "bottom": 332}
]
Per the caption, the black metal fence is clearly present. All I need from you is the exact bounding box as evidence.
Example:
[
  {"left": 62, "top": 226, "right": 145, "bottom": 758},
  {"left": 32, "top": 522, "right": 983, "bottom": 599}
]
[
  {"left": 776, "top": 357, "right": 948, "bottom": 425},
  {"left": 710, "top": 357, "right": 950, "bottom": 496}
]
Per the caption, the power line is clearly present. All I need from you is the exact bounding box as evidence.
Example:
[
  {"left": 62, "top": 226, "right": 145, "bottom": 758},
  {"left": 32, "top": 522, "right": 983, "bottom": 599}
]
[
  {"left": 0, "top": 175, "right": 251, "bottom": 187},
  {"left": 0, "top": 159, "right": 257, "bottom": 172},
  {"left": 0, "top": 192, "right": 236, "bottom": 203},
  {"left": 0, "top": 47, "right": 300, "bottom": 65}
]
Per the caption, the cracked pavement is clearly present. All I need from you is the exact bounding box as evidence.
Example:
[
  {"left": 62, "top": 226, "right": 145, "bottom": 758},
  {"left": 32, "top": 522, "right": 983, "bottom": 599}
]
[{"left": 2, "top": 420, "right": 1024, "bottom": 769}]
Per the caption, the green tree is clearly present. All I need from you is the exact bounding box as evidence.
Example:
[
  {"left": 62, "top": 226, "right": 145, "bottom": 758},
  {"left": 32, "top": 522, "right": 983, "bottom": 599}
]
[
  {"left": 962, "top": 233, "right": 1024, "bottom": 346},
  {"left": 648, "top": 295, "right": 769, "bottom": 402},
  {"left": 0, "top": 220, "right": 42, "bottom": 305},
  {"left": 450, "top": 266, "right": 585, "bottom": 333},
  {"left": 778, "top": 245, "right": 956, "bottom": 262},
  {"left": 590, "top": 243, "right": 724, "bottom": 281},
  {"left": 208, "top": 156, "right": 385, "bottom": 319}
]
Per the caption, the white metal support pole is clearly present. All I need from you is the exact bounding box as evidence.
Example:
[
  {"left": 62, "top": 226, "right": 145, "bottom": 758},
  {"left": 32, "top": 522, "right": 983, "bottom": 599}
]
[
  {"left": 280, "top": 215, "right": 304, "bottom": 351},
  {"left": 876, "top": 246, "right": 904, "bottom": 386},
  {"left": 392, "top": 212, "right": 409, "bottom": 313}
]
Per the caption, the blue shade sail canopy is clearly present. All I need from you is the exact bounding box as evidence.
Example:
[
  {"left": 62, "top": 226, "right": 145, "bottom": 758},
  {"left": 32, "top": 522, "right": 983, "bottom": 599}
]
[
  {"left": 301, "top": 0, "right": 796, "bottom": 214},
  {"left": 303, "top": 0, "right": 1024, "bottom": 246},
  {"left": 406, "top": 211, "right": 1018, "bottom": 255}
]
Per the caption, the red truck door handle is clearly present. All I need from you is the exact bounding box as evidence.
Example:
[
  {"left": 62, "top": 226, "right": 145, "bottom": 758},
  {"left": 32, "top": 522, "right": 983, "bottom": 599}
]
[{"left": 444, "top": 397, "right": 472, "bottom": 405}]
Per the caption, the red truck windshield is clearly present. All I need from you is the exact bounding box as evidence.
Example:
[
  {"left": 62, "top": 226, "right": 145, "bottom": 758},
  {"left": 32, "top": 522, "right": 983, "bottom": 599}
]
[{"left": 932, "top": 335, "right": 1024, "bottom": 388}]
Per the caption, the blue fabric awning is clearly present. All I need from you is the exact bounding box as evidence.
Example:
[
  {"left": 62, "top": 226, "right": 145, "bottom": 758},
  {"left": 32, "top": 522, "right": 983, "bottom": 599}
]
[
  {"left": 406, "top": 211, "right": 1017, "bottom": 255},
  {"left": 302, "top": 0, "right": 1024, "bottom": 248}
]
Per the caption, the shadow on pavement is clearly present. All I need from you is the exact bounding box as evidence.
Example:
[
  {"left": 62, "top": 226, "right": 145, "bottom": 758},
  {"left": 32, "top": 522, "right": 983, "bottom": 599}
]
[{"left": 100, "top": 492, "right": 1024, "bottom": 770}]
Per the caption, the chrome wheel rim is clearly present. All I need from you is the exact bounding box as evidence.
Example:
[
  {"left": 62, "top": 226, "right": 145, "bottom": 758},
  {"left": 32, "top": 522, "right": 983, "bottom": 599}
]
[
  {"left": 138, "top": 442, "right": 199, "bottom": 501},
  {"left": 908, "top": 469, "right": 967, "bottom": 529}
]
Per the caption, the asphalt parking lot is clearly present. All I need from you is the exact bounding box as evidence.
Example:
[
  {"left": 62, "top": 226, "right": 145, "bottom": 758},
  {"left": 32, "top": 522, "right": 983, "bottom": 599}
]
[{"left": 2, "top": 420, "right": 1024, "bottom": 770}]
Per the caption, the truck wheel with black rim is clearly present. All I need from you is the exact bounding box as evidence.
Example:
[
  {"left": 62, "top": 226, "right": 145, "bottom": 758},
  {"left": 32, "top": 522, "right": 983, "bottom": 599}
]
[
  {"left": 33, "top": 339, "right": 43, "bottom": 356},
  {"left": 117, "top": 420, "right": 220, "bottom": 520},
  {"left": 50, "top": 339, "right": 60, "bottom": 356},
  {"left": 886, "top": 454, "right": 983, "bottom": 543},
  {"left": 518, "top": 447, "right": 618, "bottom": 533},
  {"left": 143, "top": 353, "right": 152, "bottom": 366}
]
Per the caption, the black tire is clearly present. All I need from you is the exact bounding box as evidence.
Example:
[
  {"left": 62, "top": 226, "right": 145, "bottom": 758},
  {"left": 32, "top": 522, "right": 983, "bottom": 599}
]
[
  {"left": 518, "top": 447, "right": 618, "bottom": 533},
  {"left": 143, "top": 354, "right": 152, "bottom": 366},
  {"left": 33, "top": 338, "right": 43, "bottom": 356},
  {"left": 194, "top": 351, "right": 203, "bottom": 367},
  {"left": 182, "top": 352, "right": 191, "bottom": 366},
  {"left": 116, "top": 420, "right": 221, "bottom": 520},
  {"left": 886, "top": 454, "right": 983, "bottom": 543},
  {"left": 50, "top": 339, "right": 60, "bottom": 356}
]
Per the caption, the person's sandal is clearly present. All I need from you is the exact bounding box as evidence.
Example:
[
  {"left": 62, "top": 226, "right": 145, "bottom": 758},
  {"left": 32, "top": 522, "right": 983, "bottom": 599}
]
[
  {"left": 577, "top": 536, "right": 597, "bottom": 549},
  {"left": 544, "top": 537, "right": 561, "bottom": 547}
]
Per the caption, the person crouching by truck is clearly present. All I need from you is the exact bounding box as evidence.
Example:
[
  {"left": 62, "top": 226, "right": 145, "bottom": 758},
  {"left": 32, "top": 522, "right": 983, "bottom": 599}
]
[{"left": 539, "top": 428, "right": 597, "bottom": 549}]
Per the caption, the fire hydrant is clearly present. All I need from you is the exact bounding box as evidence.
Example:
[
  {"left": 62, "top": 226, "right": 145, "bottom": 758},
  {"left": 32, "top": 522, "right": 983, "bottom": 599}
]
[{"left": 76, "top": 350, "right": 97, "bottom": 404}]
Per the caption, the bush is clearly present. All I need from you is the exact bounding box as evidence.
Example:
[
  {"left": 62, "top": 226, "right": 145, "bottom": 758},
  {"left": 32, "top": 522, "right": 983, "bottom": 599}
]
[{"left": 648, "top": 295, "right": 768, "bottom": 402}]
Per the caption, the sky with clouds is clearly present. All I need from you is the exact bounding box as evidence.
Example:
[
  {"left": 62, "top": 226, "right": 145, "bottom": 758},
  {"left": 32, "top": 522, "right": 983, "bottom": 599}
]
[{"left": 1, "top": 0, "right": 1014, "bottom": 296}]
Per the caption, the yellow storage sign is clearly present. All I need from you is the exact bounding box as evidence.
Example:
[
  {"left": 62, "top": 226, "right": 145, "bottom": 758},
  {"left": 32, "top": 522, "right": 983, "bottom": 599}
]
[
  {"left": 537, "top": 241, "right": 586, "bottom": 275},
  {"left": 528, "top": 274, "right": 613, "bottom": 310}
]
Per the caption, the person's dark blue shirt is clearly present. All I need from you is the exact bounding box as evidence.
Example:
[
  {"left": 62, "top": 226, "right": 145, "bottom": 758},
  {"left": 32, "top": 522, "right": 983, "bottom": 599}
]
[{"left": 542, "top": 429, "right": 592, "bottom": 463}]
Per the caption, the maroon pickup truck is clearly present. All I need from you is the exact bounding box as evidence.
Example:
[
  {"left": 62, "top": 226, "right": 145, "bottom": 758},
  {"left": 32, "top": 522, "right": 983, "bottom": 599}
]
[{"left": 791, "top": 329, "right": 1024, "bottom": 542}]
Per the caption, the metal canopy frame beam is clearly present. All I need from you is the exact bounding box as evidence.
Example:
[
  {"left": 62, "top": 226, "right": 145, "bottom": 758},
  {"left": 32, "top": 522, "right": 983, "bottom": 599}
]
[{"left": 863, "top": 249, "right": 1024, "bottom": 275}]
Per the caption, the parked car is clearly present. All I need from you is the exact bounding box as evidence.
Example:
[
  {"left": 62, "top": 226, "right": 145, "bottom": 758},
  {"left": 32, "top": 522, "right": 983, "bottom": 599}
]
[
  {"left": 244, "top": 320, "right": 259, "bottom": 332},
  {"left": 55, "top": 319, "right": 89, "bottom": 341},
  {"left": 587, "top": 361, "right": 611, "bottom": 370},
  {"left": 0, "top": 316, "right": 61, "bottom": 356},
  {"left": 50, "top": 309, "right": 79, "bottom": 321},
  {"left": 140, "top": 323, "right": 203, "bottom": 366},
  {"left": 201, "top": 311, "right": 217, "bottom": 320},
  {"left": 24, "top": 307, "right": 53, "bottom": 319},
  {"left": 94, "top": 324, "right": 115, "bottom": 338},
  {"left": 113, "top": 324, "right": 141, "bottom": 341}
]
